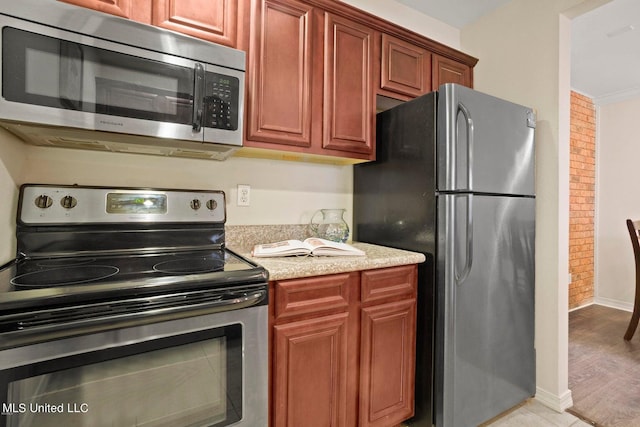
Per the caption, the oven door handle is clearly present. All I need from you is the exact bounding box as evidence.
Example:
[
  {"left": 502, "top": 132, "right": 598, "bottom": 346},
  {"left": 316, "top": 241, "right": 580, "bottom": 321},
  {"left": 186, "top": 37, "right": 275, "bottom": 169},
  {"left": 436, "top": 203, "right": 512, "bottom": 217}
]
[{"left": 0, "top": 288, "right": 268, "bottom": 350}]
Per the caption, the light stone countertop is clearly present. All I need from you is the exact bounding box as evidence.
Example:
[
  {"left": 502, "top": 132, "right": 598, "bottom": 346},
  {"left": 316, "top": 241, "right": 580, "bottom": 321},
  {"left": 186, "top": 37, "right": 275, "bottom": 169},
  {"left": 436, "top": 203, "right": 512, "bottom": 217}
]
[{"left": 226, "top": 225, "right": 425, "bottom": 281}]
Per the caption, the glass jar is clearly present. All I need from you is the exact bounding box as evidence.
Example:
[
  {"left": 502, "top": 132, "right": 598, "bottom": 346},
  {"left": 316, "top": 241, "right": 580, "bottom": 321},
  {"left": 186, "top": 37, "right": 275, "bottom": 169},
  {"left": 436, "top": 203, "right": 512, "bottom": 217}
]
[{"left": 309, "top": 209, "right": 349, "bottom": 243}]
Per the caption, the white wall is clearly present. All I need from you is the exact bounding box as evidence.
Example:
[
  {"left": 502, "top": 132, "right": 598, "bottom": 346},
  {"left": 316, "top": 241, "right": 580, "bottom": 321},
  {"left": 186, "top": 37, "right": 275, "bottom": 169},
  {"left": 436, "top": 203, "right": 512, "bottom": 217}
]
[
  {"left": 340, "top": 0, "right": 460, "bottom": 48},
  {"left": 595, "top": 95, "right": 640, "bottom": 310},
  {"left": 460, "top": 0, "right": 604, "bottom": 412},
  {"left": 0, "top": 129, "right": 26, "bottom": 264},
  {"left": 19, "top": 144, "right": 353, "bottom": 223}
]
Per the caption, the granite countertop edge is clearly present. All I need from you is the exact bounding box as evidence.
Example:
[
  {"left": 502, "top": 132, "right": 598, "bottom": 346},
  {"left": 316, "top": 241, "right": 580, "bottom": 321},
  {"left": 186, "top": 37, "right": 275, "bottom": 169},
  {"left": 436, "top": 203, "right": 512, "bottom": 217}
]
[
  {"left": 225, "top": 225, "right": 426, "bottom": 281},
  {"left": 229, "top": 242, "right": 426, "bottom": 281}
]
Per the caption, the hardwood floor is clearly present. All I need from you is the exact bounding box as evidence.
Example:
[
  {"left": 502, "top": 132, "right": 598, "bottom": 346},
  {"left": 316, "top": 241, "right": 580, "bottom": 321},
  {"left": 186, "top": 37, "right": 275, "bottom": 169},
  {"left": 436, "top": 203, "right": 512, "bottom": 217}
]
[{"left": 569, "top": 304, "right": 640, "bottom": 426}]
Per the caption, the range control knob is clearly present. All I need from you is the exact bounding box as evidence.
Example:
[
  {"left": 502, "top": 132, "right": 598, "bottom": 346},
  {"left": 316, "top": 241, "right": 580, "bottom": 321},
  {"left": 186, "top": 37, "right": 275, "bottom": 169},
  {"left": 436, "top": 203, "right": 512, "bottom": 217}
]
[
  {"left": 60, "top": 195, "right": 77, "bottom": 209},
  {"left": 35, "top": 195, "right": 53, "bottom": 209},
  {"left": 206, "top": 199, "right": 218, "bottom": 210},
  {"left": 190, "top": 199, "right": 202, "bottom": 210}
]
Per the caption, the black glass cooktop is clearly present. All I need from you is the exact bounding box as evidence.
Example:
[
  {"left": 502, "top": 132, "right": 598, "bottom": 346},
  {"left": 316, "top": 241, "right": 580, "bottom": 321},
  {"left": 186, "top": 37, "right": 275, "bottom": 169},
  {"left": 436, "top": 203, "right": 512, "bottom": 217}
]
[{"left": 0, "top": 249, "right": 267, "bottom": 311}]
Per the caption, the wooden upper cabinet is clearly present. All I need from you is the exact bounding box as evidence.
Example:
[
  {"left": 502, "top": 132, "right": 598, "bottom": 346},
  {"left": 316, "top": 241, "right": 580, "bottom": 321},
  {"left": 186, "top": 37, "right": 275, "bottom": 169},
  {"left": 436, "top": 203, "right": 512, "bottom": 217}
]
[
  {"left": 322, "top": 13, "right": 375, "bottom": 157},
  {"left": 432, "top": 53, "right": 473, "bottom": 89},
  {"left": 58, "top": 0, "right": 150, "bottom": 21},
  {"left": 58, "top": 0, "right": 238, "bottom": 47},
  {"left": 380, "top": 33, "right": 431, "bottom": 98},
  {"left": 243, "top": 2, "right": 375, "bottom": 162},
  {"left": 378, "top": 34, "right": 476, "bottom": 101},
  {"left": 246, "top": 0, "right": 315, "bottom": 147},
  {"left": 152, "top": 0, "right": 238, "bottom": 47}
]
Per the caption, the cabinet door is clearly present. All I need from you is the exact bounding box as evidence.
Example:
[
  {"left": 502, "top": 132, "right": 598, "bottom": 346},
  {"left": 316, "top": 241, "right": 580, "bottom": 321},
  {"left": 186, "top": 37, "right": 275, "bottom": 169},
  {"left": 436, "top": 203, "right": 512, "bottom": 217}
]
[
  {"left": 58, "top": 0, "right": 151, "bottom": 22},
  {"left": 246, "top": 0, "right": 316, "bottom": 147},
  {"left": 152, "top": 0, "right": 238, "bottom": 47},
  {"left": 432, "top": 54, "right": 472, "bottom": 89},
  {"left": 380, "top": 34, "right": 431, "bottom": 98},
  {"left": 273, "top": 313, "right": 349, "bottom": 427},
  {"left": 323, "top": 13, "right": 375, "bottom": 157},
  {"left": 360, "top": 299, "right": 416, "bottom": 427}
]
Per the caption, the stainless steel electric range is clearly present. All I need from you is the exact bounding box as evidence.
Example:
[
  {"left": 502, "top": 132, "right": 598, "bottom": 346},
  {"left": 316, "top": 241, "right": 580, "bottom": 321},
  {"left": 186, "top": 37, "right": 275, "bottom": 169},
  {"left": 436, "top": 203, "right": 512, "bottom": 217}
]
[{"left": 0, "top": 184, "right": 268, "bottom": 427}]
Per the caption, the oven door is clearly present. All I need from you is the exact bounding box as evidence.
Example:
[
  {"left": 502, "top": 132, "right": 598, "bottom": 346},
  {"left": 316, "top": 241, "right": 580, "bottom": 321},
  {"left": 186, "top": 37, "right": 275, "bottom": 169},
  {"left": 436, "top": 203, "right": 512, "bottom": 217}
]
[{"left": 0, "top": 303, "right": 267, "bottom": 427}]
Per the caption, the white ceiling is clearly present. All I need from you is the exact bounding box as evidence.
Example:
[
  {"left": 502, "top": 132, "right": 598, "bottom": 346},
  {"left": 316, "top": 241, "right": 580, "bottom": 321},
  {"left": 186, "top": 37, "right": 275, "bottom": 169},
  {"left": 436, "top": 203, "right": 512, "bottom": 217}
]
[
  {"left": 571, "top": 0, "right": 640, "bottom": 104},
  {"left": 397, "top": 0, "right": 640, "bottom": 105}
]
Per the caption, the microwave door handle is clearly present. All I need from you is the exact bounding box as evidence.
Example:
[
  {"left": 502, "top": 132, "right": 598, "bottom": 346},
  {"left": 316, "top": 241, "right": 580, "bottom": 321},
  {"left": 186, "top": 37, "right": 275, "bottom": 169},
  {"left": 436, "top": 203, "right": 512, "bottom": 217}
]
[{"left": 192, "top": 63, "right": 205, "bottom": 132}]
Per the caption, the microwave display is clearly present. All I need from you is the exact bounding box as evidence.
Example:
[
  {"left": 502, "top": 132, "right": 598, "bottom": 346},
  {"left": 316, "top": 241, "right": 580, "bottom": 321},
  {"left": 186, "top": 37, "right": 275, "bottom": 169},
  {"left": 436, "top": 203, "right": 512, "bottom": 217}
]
[{"left": 1, "top": 27, "right": 240, "bottom": 132}]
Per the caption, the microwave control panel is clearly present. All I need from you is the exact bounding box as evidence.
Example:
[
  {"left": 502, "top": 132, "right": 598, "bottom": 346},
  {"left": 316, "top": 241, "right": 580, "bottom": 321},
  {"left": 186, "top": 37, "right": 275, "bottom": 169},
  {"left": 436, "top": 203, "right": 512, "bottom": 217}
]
[{"left": 204, "top": 73, "right": 240, "bottom": 131}]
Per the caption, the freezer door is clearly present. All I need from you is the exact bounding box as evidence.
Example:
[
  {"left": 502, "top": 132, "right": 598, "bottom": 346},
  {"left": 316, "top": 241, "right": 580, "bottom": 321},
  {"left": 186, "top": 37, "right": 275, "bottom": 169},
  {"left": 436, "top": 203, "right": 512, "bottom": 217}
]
[
  {"left": 434, "top": 194, "right": 535, "bottom": 427},
  {"left": 354, "top": 92, "right": 437, "bottom": 254},
  {"left": 437, "top": 84, "right": 535, "bottom": 196}
]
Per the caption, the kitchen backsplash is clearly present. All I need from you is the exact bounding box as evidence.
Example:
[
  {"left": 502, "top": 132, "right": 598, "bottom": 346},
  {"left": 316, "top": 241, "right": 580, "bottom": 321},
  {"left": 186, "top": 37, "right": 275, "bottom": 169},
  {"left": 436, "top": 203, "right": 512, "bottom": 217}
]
[
  {"left": 0, "top": 131, "right": 353, "bottom": 263},
  {"left": 225, "top": 224, "right": 311, "bottom": 253}
]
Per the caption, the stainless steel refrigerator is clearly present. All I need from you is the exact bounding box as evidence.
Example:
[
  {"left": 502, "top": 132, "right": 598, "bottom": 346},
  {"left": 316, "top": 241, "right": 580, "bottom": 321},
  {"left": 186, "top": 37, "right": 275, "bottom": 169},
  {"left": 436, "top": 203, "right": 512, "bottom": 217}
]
[{"left": 353, "top": 83, "right": 536, "bottom": 427}]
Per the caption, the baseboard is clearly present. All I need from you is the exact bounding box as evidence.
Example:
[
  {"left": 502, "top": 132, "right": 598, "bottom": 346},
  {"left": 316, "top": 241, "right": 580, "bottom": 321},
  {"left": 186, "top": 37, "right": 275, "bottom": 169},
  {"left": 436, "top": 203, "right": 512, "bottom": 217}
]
[
  {"left": 534, "top": 387, "right": 573, "bottom": 412},
  {"left": 569, "top": 301, "right": 595, "bottom": 312},
  {"left": 593, "top": 297, "right": 632, "bottom": 312}
]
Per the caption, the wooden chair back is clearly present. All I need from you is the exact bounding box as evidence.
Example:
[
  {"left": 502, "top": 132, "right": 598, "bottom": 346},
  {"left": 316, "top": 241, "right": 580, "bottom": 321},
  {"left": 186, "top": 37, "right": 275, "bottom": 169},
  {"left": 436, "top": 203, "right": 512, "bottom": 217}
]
[
  {"left": 627, "top": 219, "right": 640, "bottom": 261},
  {"left": 624, "top": 219, "right": 640, "bottom": 340}
]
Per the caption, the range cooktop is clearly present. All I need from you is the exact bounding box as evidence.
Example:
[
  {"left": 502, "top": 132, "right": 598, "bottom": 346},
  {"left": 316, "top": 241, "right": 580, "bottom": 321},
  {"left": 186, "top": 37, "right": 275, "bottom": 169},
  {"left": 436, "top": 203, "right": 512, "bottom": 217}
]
[{"left": 0, "top": 184, "right": 268, "bottom": 312}]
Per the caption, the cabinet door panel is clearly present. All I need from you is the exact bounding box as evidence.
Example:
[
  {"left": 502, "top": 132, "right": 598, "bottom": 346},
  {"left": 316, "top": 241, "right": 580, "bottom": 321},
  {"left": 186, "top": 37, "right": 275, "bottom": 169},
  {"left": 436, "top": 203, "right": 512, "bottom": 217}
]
[
  {"left": 323, "top": 13, "right": 374, "bottom": 156},
  {"left": 381, "top": 34, "right": 431, "bottom": 98},
  {"left": 247, "top": 0, "right": 315, "bottom": 147},
  {"left": 153, "top": 0, "right": 237, "bottom": 46},
  {"left": 432, "top": 54, "right": 472, "bottom": 89},
  {"left": 274, "top": 273, "right": 354, "bottom": 322},
  {"left": 58, "top": 0, "right": 141, "bottom": 20},
  {"left": 361, "top": 265, "right": 417, "bottom": 306},
  {"left": 273, "top": 313, "right": 349, "bottom": 427},
  {"left": 360, "top": 299, "right": 416, "bottom": 427}
]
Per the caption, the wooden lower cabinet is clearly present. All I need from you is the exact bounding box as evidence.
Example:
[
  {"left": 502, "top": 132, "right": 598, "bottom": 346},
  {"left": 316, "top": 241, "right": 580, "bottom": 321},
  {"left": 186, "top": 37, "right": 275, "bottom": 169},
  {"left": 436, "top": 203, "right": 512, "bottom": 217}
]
[
  {"left": 360, "top": 299, "right": 416, "bottom": 427},
  {"left": 273, "top": 313, "right": 350, "bottom": 427},
  {"left": 270, "top": 265, "right": 418, "bottom": 427}
]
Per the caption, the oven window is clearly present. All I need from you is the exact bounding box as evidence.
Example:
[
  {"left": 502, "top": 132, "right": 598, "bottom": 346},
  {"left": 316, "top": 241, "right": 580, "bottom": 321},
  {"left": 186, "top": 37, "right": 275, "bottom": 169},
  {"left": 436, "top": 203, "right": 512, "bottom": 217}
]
[
  {"left": 2, "top": 27, "right": 194, "bottom": 125},
  {"left": 1, "top": 325, "right": 242, "bottom": 427}
]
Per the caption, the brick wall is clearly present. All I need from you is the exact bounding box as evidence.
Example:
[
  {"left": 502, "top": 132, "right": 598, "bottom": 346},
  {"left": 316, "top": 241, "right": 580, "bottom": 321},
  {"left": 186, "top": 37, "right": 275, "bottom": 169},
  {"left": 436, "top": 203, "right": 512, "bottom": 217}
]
[{"left": 569, "top": 91, "right": 596, "bottom": 308}]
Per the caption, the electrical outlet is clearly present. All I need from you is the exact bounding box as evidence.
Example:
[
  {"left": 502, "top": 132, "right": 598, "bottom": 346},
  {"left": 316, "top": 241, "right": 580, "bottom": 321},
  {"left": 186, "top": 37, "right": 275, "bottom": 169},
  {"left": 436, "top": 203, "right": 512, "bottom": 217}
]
[{"left": 237, "top": 184, "right": 250, "bottom": 206}]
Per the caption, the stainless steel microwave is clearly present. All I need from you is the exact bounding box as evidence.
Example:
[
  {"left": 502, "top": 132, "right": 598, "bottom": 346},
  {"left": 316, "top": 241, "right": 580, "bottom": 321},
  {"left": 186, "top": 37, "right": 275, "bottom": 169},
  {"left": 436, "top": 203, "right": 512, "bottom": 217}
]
[{"left": 0, "top": 0, "right": 245, "bottom": 160}]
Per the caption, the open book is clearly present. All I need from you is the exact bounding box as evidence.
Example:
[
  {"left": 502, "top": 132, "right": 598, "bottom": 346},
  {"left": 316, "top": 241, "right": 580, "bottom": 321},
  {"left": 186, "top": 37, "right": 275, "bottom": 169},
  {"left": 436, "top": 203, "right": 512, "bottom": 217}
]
[{"left": 251, "top": 238, "right": 365, "bottom": 258}]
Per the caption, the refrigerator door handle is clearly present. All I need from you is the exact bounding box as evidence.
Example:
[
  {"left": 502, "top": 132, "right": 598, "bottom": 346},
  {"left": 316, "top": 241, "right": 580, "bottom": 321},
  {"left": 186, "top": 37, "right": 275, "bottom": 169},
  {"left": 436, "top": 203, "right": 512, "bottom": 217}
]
[
  {"left": 456, "top": 194, "right": 474, "bottom": 284},
  {"left": 457, "top": 102, "right": 474, "bottom": 190}
]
